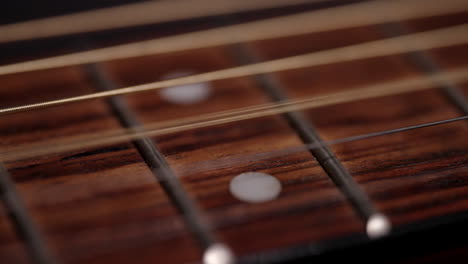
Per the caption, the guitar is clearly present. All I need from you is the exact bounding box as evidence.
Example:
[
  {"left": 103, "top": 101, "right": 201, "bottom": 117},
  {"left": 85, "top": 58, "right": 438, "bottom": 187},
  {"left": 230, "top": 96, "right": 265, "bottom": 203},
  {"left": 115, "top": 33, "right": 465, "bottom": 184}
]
[{"left": 1, "top": 0, "right": 468, "bottom": 263}]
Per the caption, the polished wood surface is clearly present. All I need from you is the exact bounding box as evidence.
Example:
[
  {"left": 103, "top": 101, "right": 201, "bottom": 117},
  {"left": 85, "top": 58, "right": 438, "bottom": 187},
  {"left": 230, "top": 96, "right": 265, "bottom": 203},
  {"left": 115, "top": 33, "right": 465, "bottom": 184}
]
[
  {"left": 0, "top": 3, "right": 467, "bottom": 264},
  {"left": 254, "top": 16, "right": 468, "bottom": 227}
]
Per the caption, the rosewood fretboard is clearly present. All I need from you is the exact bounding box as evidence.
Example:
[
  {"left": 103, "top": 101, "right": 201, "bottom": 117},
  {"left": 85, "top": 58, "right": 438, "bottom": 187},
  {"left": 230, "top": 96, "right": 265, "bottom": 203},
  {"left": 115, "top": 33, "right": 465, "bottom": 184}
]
[{"left": 0, "top": 1, "right": 468, "bottom": 263}]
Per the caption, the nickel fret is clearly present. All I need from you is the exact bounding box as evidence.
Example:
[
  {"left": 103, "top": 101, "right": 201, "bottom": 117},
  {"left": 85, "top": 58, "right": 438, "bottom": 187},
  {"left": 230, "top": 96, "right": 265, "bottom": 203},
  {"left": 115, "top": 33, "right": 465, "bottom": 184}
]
[
  {"left": 227, "top": 43, "right": 390, "bottom": 238},
  {"left": 1, "top": 0, "right": 467, "bottom": 262},
  {"left": 380, "top": 22, "right": 468, "bottom": 115},
  {"left": 83, "top": 63, "right": 233, "bottom": 263},
  {"left": 0, "top": 163, "right": 58, "bottom": 264}
]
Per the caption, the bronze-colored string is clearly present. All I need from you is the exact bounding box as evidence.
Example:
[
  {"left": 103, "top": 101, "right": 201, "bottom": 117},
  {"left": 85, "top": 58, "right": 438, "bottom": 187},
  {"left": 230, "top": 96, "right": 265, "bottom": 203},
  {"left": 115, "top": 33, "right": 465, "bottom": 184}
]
[
  {"left": 2, "top": 66, "right": 468, "bottom": 162},
  {"left": 1, "top": 23, "right": 467, "bottom": 115},
  {"left": 0, "top": 0, "right": 319, "bottom": 43},
  {"left": 0, "top": 0, "right": 466, "bottom": 76}
]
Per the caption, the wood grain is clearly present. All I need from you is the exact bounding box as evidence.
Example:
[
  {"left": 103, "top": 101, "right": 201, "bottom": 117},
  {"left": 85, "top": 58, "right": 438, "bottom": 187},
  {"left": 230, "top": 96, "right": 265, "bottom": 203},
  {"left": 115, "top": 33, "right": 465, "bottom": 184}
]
[
  {"left": 0, "top": 68, "right": 203, "bottom": 264},
  {"left": 253, "top": 20, "right": 468, "bottom": 229},
  {"left": 0, "top": 7, "right": 467, "bottom": 264},
  {"left": 104, "top": 47, "right": 364, "bottom": 255}
]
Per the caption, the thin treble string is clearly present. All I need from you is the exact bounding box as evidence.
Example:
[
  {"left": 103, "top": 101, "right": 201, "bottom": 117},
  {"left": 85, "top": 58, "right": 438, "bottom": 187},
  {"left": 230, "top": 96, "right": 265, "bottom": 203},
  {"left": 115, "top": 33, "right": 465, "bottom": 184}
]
[
  {"left": 0, "top": 0, "right": 467, "bottom": 76},
  {"left": 173, "top": 115, "right": 468, "bottom": 176},
  {"left": 0, "top": 0, "right": 320, "bottom": 43},
  {"left": 1, "top": 23, "right": 468, "bottom": 115},
  {"left": 2, "top": 65, "right": 468, "bottom": 162}
]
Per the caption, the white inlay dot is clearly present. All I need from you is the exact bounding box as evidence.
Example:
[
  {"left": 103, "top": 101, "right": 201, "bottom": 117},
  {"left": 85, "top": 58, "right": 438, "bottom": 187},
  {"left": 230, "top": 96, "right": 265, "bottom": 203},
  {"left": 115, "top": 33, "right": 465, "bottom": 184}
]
[
  {"left": 159, "top": 71, "right": 211, "bottom": 104},
  {"left": 229, "top": 172, "right": 282, "bottom": 203},
  {"left": 366, "top": 213, "right": 391, "bottom": 239},
  {"left": 203, "top": 243, "right": 234, "bottom": 264}
]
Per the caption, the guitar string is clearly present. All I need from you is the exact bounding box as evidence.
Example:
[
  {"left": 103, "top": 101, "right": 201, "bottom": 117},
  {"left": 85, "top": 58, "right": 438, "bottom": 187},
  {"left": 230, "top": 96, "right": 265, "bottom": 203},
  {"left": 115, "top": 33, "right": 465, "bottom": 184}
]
[
  {"left": 1, "top": 23, "right": 468, "bottom": 115},
  {"left": 0, "top": 0, "right": 320, "bottom": 43},
  {"left": 0, "top": 1, "right": 465, "bottom": 259},
  {"left": 0, "top": 0, "right": 466, "bottom": 76},
  {"left": 172, "top": 115, "right": 468, "bottom": 177},
  {"left": 2, "top": 65, "right": 468, "bottom": 162},
  {"left": 85, "top": 115, "right": 464, "bottom": 226}
]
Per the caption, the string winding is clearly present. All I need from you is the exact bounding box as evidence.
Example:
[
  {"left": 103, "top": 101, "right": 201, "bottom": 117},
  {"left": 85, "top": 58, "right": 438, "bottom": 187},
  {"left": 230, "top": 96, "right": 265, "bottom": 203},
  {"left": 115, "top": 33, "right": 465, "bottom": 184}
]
[
  {"left": 2, "top": 66, "right": 468, "bottom": 162},
  {"left": 1, "top": 23, "right": 467, "bottom": 115},
  {"left": 0, "top": 0, "right": 467, "bottom": 163}
]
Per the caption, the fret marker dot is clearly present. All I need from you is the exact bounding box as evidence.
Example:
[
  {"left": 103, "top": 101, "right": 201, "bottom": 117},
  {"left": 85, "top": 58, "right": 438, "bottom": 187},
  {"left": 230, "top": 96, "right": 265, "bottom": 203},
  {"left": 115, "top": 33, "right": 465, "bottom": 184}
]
[
  {"left": 159, "top": 71, "right": 211, "bottom": 104},
  {"left": 366, "top": 213, "right": 391, "bottom": 239},
  {"left": 203, "top": 243, "right": 234, "bottom": 264},
  {"left": 229, "top": 172, "right": 281, "bottom": 203}
]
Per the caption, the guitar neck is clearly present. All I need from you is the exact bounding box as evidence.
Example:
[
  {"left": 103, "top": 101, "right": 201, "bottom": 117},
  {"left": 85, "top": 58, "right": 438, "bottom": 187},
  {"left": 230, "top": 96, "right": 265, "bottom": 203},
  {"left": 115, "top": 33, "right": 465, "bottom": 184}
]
[{"left": 0, "top": 1, "right": 468, "bottom": 263}]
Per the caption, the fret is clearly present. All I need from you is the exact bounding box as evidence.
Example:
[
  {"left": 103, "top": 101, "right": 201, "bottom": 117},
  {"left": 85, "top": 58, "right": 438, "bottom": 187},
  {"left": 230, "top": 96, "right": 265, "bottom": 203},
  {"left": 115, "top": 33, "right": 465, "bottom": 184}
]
[
  {"left": 83, "top": 63, "right": 219, "bottom": 250},
  {"left": 380, "top": 22, "right": 468, "bottom": 115},
  {"left": 0, "top": 163, "right": 56, "bottom": 264},
  {"left": 0, "top": 2, "right": 467, "bottom": 262},
  {"left": 0, "top": 66, "right": 204, "bottom": 263},
  {"left": 226, "top": 43, "right": 384, "bottom": 233},
  {"left": 104, "top": 46, "right": 365, "bottom": 258},
  {"left": 249, "top": 19, "right": 468, "bottom": 234},
  {"left": 329, "top": 117, "right": 468, "bottom": 226}
]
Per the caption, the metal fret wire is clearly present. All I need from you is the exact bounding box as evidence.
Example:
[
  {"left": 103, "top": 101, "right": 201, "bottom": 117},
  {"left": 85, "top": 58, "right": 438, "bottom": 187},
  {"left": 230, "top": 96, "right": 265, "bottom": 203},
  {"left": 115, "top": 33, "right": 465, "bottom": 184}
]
[
  {"left": 228, "top": 43, "right": 378, "bottom": 224},
  {"left": 0, "top": 163, "right": 58, "bottom": 264},
  {"left": 86, "top": 63, "right": 218, "bottom": 249},
  {"left": 380, "top": 23, "right": 468, "bottom": 115},
  {"left": 0, "top": 0, "right": 466, "bottom": 262}
]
